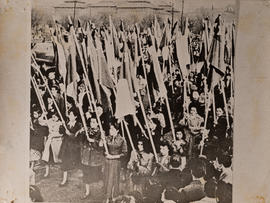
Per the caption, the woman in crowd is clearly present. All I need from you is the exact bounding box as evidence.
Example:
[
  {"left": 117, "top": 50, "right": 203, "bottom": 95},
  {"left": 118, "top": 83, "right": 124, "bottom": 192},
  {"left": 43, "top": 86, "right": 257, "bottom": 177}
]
[
  {"left": 80, "top": 114, "right": 104, "bottom": 199},
  {"left": 127, "top": 138, "right": 154, "bottom": 195},
  {"left": 30, "top": 108, "right": 48, "bottom": 169},
  {"left": 58, "top": 109, "right": 82, "bottom": 186},
  {"left": 102, "top": 122, "right": 128, "bottom": 203},
  {"left": 42, "top": 112, "right": 63, "bottom": 178}
]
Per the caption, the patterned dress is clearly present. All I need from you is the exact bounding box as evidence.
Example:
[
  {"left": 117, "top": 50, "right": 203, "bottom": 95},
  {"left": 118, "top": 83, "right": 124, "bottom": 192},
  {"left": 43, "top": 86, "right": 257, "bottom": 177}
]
[
  {"left": 104, "top": 134, "right": 128, "bottom": 198},
  {"left": 30, "top": 119, "right": 48, "bottom": 161},
  {"left": 81, "top": 127, "right": 104, "bottom": 183},
  {"left": 127, "top": 150, "right": 154, "bottom": 194}
]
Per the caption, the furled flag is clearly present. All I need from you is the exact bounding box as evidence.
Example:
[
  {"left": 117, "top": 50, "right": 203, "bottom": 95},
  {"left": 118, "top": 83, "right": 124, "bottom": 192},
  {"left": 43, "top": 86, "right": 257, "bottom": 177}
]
[
  {"left": 86, "top": 33, "right": 101, "bottom": 103},
  {"left": 175, "top": 31, "right": 189, "bottom": 78},
  {"left": 96, "top": 38, "right": 115, "bottom": 90},
  {"left": 55, "top": 41, "right": 67, "bottom": 82},
  {"left": 207, "top": 15, "right": 225, "bottom": 90},
  {"left": 114, "top": 79, "right": 136, "bottom": 119},
  {"left": 147, "top": 46, "right": 167, "bottom": 98},
  {"left": 66, "top": 34, "right": 80, "bottom": 102}
]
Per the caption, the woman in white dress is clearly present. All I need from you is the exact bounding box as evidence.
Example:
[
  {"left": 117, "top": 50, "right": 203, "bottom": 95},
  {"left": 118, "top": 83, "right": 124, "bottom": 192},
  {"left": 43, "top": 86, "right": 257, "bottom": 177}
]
[{"left": 42, "top": 113, "right": 63, "bottom": 177}]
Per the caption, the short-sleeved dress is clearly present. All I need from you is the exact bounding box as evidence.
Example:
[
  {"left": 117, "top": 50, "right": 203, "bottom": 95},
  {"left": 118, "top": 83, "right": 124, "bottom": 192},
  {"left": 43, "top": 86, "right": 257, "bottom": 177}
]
[
  {"left": 104, "top": 134, "right": 128, "bottom": 198},
  {"left": 80, "top": 127, "right": 104, "bottom": 183}
]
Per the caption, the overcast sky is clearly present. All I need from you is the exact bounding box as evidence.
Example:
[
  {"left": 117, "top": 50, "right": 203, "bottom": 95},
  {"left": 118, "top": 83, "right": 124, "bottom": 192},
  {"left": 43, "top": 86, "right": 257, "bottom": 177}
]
[{"left": 32, "top": 0, "right": 236, "bottom": 12}]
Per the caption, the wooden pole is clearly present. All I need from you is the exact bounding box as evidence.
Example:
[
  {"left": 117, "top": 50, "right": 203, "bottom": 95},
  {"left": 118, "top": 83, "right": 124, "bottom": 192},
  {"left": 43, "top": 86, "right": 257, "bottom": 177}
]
[
  {"left": 31, "top": 59, "right": 67, "bottom": 129},
  {"left": 77, "top": 101, "right": 91, "bottom": 141},
  {"left": 136, "top": 90, "right": 158, "bottom": 161},
  {"left": 67, "top": 16, "right": 109, "bottom": 153},
  {"left": 200, "top": 90, "right": 210, "bottom": 156},
  {"left": 123, "top": 120, "right": 136, "bottom": 151},
  {"left": 136, "top": 29, "right": 153, "bottom": 112},
  {"left": 134, "top": 115, "right": 149, "bottom": 139},
  {"left": 221, "top": 81, "right": 230, "bottom": 128},
  {"left": 31, "top": 76, "right": 48, "bottom": 121},
  {"left": 212, "top": 88, "right": 217, "bottom": 123},
  {"left": 165, "top": 96, "right": 176, "bottom": 141}
]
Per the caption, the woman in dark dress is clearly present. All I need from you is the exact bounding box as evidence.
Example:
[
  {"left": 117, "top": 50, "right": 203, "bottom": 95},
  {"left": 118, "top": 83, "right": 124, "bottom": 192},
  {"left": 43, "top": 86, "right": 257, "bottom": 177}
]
[
  {"left": 58, "top": 109, "right": 82, "bottom": 186},
  {"left": 30, "top": 109, "right": 49, "bottom": 169},
  {"left": 102, "top": 122, "right": 128, "bottom": 202},
  {"left": 80, "top": 114, "right": 104, "bottom": 199}
]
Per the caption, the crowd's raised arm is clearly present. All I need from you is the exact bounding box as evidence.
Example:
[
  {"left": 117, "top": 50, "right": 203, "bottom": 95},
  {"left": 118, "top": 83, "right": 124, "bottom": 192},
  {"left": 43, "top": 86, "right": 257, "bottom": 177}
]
[{"left": 30, "top": 14, "right": 234, "bottom": 203}]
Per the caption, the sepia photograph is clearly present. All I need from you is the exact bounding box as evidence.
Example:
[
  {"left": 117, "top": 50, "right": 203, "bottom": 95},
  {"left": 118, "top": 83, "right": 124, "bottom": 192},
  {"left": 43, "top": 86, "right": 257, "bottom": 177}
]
[{"left": 29, "top": 0, "right": 236, "bottom": 202}]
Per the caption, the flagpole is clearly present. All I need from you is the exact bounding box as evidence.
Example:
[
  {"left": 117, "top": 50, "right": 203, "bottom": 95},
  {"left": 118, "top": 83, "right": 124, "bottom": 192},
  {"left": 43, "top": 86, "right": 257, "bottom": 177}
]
[
  {"left": 68, "top": 16, "right": 109, "bottom": 154},
  {"left": 31, "top": 62, "right": 67, "bottom": 129},
  {"left": 77, "top": 98, "right": 91, "bottom": 142},
  {"left": 136, "top": 90, "right": 158, "bottom": 161},
  {"left": 134, "top": 115, "right": 149, "bottom": 139},
  {"left": 221, "top": 81, "right": 230, "bottom": 128},
  {"left": 212, "top": 88, "right": 217, "bottom": 123},
  {"left": 31, "top": 76, "right": 48, "bottom": 121},
  {"left": 168, "top": 47, "right": 174, "bottom": 95},
  {"left": 165, "top": 96, "right": 176, "bottom": 141},
  {"left": 122, "top": 120, "right": 136, "bottom": 151},
  {"left": 83, "top": 72, "right": 109, "bottom": 155},
  {"left": 200, "top": 79, "right": 211, "bottom": 155},
  {"left": 136, "top": 29, "right": 153, "bottom": 112}
]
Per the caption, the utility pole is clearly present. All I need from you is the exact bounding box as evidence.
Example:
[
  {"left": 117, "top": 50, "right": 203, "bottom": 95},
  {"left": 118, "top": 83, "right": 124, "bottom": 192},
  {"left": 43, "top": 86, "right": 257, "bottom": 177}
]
[{"left": 64, "top": 1, "right": 85, "bottom": 26}]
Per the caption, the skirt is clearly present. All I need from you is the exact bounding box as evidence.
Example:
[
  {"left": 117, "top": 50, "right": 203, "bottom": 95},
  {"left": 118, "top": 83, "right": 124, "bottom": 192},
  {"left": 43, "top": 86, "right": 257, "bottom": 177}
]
[
  {"left": 104, "top": 159, "right": 121, "bottom": 198},
  {"left": 82, "top": 164, "right": 102, "bottom": 184},
  {"left": 30, "top": 149, "right": 41, "bottom": 162}
]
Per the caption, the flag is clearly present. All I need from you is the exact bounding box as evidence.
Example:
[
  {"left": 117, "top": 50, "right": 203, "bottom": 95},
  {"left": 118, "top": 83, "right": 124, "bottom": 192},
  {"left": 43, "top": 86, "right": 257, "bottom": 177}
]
[
  {"left": 147, "top": 46, "right": 167, "bottom": 98},
  {"left": 207, "top": 15, "right": 225, "bottom": 89},
  {"left": 154, "top": 15, "right": 161, "bottom": 48},
  {"left": 100, "top": 84, "right": 112, "bottom": 112},
  {"left": 109, "top": 16, "right": 121, "bottom": 58},
  {"left": 55, "top": 41, "right": 67, "bottom": 81},
  {"left": 96, "top": 38, "right": 115, "bottom": 90},
  {"left": 175, "top": 32, "right": 189, "bottom": 78},
  {"left": 115, "top": 79, "right": 136, "bottom": 119},
  {"left": 86, "top": 33, "right": 101, "bottom": 103},
  {"left": 66, "top": 34, "right": 80, "bottom": 102}
]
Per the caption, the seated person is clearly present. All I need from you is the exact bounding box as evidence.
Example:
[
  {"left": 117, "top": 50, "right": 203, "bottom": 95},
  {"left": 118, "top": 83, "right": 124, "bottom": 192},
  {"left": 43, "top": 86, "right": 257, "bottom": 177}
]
[
  {"left": 216, "top": 181, "right": 232, "bottom": 203},
  {"left": 127, "top": 139, "right": 154, "bottom": 194},
  {"left": 179, "top": 158, "right": 206, "bottom": 202}
]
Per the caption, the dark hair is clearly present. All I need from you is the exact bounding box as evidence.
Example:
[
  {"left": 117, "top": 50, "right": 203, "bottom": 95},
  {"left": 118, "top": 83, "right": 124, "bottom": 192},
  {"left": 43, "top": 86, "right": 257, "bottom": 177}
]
[
  {"left": 32, "top": 106, "right": 41, "bottom": 115},
  {"left": 47, "top": 112, "right": 59, "bottom": 119},
  {"left": 204, "top": 179, "right": 217, "bottom": 198},
  {"left": 216, "top": 181, "right": 232, "bottom": 203},
  {"left": 128, "top": 191, "right": 143, "bottom": 203},
  {"left": 218, "top": 154, "right": 232, "bottom": 168},
  {"left": 170, "top": 154, "right": 182, "bottom": 168},
  {"left": 164, "top": 187, "right": 181, "bottom": 202},
  {"left": 160, "top": 141, "right": 173, "bottom": 155},
  {"left": 204, "top": 145, "right": 218, "bottom": 161},
  {"left": 67, "top": 96, "right": 76, "bottom": 106},
  {"left": 29, "top": 185, "right": 43, "bottom": 202},
  {"left": 189, "top": 158, "right": 206, "bottom": 178},
  {"left": 109, "top": 120, "right": 120, "bottom": 131},
  {"left": 144, "top": 184, "right": 163, "bottom": 202},
  {"left": 51, "top": 85, "right": 59, "bottom": 92},
  {"left": 68, "top": 109, "right": 79, "bottom": 119},
  {"left": 90, "top": 112, "right": 97, "bottom": 119},
  {"left": 136, "top": 138, "right": 150, "bottom": 152}
]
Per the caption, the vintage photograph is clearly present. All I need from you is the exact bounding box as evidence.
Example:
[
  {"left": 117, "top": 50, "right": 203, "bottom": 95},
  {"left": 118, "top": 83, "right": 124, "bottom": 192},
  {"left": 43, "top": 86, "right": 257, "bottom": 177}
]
[{"left": 30, "top": 0, "right": 236, "bottom": 202}]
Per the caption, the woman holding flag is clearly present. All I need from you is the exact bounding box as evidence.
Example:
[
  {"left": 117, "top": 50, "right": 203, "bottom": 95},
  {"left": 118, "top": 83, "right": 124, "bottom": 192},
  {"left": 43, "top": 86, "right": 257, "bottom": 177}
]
[
  {"left": 102, "top": 121, "right": 128, "bottom": 203},
  {"left": 58, "top": 109, "right": 82, "bottom": 186}
]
